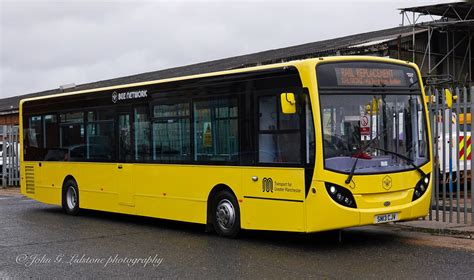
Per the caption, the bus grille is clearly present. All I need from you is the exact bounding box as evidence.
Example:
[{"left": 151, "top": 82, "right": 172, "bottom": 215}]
[{"left": 25, "top": 165, "right": 35, "bottom": 194}]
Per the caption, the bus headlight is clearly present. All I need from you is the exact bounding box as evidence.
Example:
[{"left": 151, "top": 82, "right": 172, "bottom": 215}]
[
  {"left": 325, "top": 183, "right": 357, "bottom": 208},
  {"left": 412, "top": 174, "right": 430, "bottom": 201}
]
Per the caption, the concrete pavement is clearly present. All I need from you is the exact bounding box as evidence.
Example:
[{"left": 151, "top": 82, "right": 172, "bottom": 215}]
[{"left": 394, "top": 213, "right": 474, "bottom": 239}]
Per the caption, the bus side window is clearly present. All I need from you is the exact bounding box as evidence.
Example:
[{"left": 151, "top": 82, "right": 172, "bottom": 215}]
[
  {"left": 258, "top": 94, "right": 301, "bottom": 164},
  {"left": 134, "top": 106, "right": 151, "bottom": 161},
  {"left": 60, "top": 112, "right": 85, "bottom": 161},
  {"left": 86, "top": 110, "right": 115, "bottom": 161},
  {"left": 118, "top": 114, "right": 132, "bottom": 162},
  {"left": 43, "top": 114, "right": 67, "bottom": 161},
  {"left": 193, "top": 97, "right": 239, "bottom": 163},
  {"left": 152, "top": 102, "right": 191, "bottom": 162},
  {"left": 24, "top": 115, "right": 44, "bottom": 161}
]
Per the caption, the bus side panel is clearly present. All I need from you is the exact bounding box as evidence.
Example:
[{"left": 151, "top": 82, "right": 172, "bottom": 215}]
[
  {"left": 30, "top": 162, "right": 119, "bottom": 212},
  {"left": 132, "top": 164, "right": 242, "bottom": 225},
  {"left": 32, "top": 186, "right": 61, "bottom": 206},
  {"left": 240, "top": 168, "right": 305, "bottom": 232},
  {"left": 241, "top": 199, "right": 305, "bottom": 231},
  {"left": 35, "top": 162, "right": 61, "bottom": 206},
  {"left": 21, "top": 162, "right": 61, "bottom": 206},
  {"left": 65, "top": 163, "right": 119, "bottom": 213}
]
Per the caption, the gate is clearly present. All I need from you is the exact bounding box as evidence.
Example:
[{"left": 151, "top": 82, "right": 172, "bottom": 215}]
[
  {"left": 427, "top": 85, "right": 474, "bottom": 224},
  {"left": 1, "top": 125, "right": 20, "bottom": 187}
]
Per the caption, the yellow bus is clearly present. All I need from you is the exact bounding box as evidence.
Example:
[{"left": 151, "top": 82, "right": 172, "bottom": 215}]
[{"left": 20, "top": 56, "right": 432, "bottom": 237}]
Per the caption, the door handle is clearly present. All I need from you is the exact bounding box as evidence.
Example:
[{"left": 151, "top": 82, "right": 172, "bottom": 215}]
[
  {"left": 251, "top": 176, "right": 258, "bottom": 182},
  {"left": 118, "top": 165, "right": 123, "bottom": 169}
]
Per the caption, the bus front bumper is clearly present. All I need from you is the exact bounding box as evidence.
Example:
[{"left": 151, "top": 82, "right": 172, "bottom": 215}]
[{"left": 305, "top": 186, "right": 431, "bottom": 233}]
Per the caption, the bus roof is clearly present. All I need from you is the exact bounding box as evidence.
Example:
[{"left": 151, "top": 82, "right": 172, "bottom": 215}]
[{"left": 20, "top": 56, "right": 418, "bottom": 105}]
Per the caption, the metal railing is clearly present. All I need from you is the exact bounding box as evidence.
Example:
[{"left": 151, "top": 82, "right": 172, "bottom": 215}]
[
  {"left": 1, "top": 125, "right": 20, "bottom": 187},
  {"left": 427, "top": 85, "right": 474, "bottom": 224}
]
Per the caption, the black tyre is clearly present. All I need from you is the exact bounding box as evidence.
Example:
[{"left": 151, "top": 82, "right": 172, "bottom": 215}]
[
  {"left": 212, "top": 190, "right": 240, "bottom": 238},
  {"left": 62, "top": 179, "right": 80, "bottom": 215}
]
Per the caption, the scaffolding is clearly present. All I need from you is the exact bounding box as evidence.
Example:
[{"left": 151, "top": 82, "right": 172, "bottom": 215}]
[
  {"left": 400, "top": 2, "right": 474, "bottom": 85},
  {"left": 400, "top": 3, "right": 474, "bottom": 224}
]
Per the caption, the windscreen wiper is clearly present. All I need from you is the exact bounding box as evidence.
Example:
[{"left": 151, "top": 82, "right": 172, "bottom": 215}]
[
  {"left": 373, "top": 147, "right": 426, "bottom": 178},
  {"left": 409, "top": 79, "right": 419, "bottom": 87},
  {"left": 345, "top": 128, "right": 387, "bottom": 184}
]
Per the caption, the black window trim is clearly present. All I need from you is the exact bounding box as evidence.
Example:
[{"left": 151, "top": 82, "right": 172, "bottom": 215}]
[
  {"left": 254, "top": 87, "right": 308, "bottom": 167},
  {"left": 192, "top": 94, "right": 240, "bottom": 164},
  {"left": 151, "top": 98, "right": 192, "bottom": 163},
  {"left": 23, "top": 66, "right": 309, "bottom": 167}
]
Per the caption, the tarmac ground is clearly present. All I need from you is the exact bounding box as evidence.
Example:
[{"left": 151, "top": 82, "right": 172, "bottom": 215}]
[
  {"left": 1, "top": 186, "right": 473, "bottom": 278},
  {"left": 1, "top": 186, "right": 473, "bottom": 240}
]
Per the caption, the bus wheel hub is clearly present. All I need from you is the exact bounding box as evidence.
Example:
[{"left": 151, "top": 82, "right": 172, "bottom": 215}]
[
  {"left": 66, "top": 187, "right": 77, "bottom": 209},
  {"left": 216, "top": 199, "right": 235, "bottom": 229}
]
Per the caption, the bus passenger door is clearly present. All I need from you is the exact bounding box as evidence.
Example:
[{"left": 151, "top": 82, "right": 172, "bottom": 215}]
[
  {"left": 241, "top": 91, "right": 306, "bottom": 232},
  {"left": 117, "top": 112, "right": 134, "bottom": 207}
]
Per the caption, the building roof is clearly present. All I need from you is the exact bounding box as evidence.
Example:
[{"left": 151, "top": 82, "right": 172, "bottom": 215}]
[
  {"left": 400, "top": 2, "right": 474, "bottom": 20},
  {"left": 0, "top": 25, "right": 422, "bottom": 114}
]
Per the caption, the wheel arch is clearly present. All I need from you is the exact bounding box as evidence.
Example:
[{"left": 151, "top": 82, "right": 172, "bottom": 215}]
[{"left": 62, "top": 175, "right": 77, "bottom": 189}]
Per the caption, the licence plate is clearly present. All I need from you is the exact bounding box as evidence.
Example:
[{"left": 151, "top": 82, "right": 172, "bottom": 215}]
[{"left": 374, "top": 213, "right": 399, "bottom": 224}]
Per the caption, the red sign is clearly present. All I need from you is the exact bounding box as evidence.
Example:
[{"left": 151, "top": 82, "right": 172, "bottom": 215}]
[{"left": 360, "top": 115, "right": 370, "bottom": 136}]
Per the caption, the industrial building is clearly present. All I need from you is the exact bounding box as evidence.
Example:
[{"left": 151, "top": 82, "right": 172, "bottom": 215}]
[{"left": 0, "top": 2, "right": 472, "bottom": 125}]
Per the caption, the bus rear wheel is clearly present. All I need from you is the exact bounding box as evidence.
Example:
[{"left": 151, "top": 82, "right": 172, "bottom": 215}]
[
  {"left": 62, "top": 179, "right": 80, "bottom": 215},
  {"left": 212, "top": 190, "right": 240, "bottom": 238}
]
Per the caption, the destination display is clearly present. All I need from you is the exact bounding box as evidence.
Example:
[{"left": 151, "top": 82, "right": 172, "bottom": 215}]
[
  {"left": 335, "top": 67, "right": 406, "bottom": 87},
  {"left": 317, "top": 62, "right": 418, "bottom": 88}
]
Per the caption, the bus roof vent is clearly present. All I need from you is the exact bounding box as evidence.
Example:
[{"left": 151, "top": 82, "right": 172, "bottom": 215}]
[{"left": 59, "top": 83, "right": 76, "bottom": 92}]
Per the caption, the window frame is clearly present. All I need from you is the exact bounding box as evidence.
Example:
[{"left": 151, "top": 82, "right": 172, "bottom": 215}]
[
  {"left": 151, "top": 98, "right": 192, "bottom": 163},
  {"left": 192, "top": 95, "right": 240, "bottom": 164},
  {"left": 22, "top": 66, "right": 309, "bottom": 167},
  {"left": 253, "top": 88, "right": 308, "bottom": 167},
  {"left": 86, "top": 109, "right": 116, "bottom": 162}
]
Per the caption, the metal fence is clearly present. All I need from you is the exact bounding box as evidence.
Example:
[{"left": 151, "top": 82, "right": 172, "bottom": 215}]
[
  {"left": 427, "top": 85, "right": 474, "bottom": 224},
  {"left": 1, "top": 125, "right": 20, "bottom": 187}
]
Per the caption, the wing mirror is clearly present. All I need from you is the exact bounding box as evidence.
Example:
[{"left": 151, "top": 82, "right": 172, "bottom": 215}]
[
  {"left": 444, "top": 88, "right": 458, "bottom": 108},
  {"left": 280, "top": 93, "right": 296, "bottom": 114}
]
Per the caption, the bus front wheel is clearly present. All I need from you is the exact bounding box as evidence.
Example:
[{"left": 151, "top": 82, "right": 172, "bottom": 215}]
[
  {"left": 212, "top": 190, "right": 240, "bottom": 238},
  {"left": 62, "top": 179, "right": 80, "bottom": 215}
]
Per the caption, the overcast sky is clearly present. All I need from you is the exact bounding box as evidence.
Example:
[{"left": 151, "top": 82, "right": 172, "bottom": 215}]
[{"left": 0, "top": 0, "right": 460, "bottom": 98}]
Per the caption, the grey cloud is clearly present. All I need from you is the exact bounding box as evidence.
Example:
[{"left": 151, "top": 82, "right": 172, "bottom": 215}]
[{"left": 0, "top": 0, "right": 457, "bottom": 98}]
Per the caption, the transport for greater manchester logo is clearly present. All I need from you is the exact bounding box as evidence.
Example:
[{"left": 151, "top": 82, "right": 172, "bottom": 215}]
[{"left": 262, "top": 177, "right": 273, "bottom": 193}]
